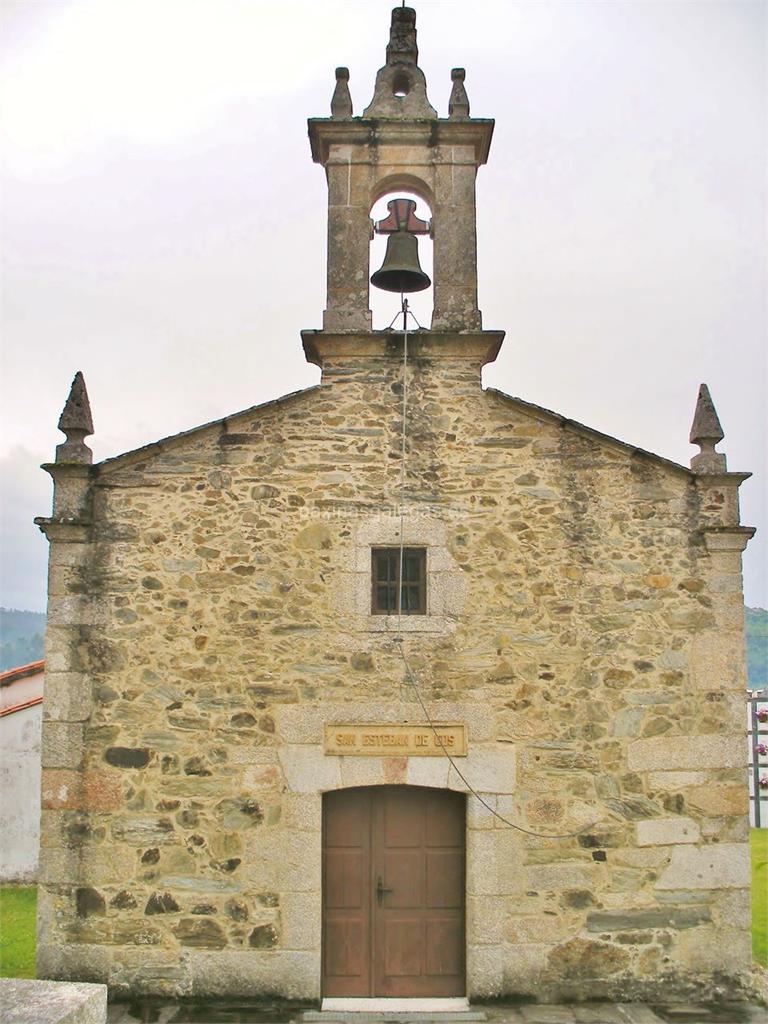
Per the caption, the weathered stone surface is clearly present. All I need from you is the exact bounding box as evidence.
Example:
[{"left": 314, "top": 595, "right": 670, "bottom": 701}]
[
  {"left": 0, "top": 978, "right": 107, "bottom": 1024},
  {"left": 248, "top": 923, "right": 279, "bottom": 948},
  {"left": 636, "top": 817, "right": 701, "bottom": 846},
  {"left": 35, "top": 9, "right": 754, "bottom": 1004},
  {"left": 172, "top": 917, "right": 227, "bottom": 948},
  {"left": 655, "top": 843, "right": 750, "bottom": 890},
  {"left": 628, "top": 736, "right": 743, "bottom": 771},
  {"left": 547, "top": 938, "right": 629, "bottom": 977},
  {"left": 586, "top": 905, "right": 711, "bottom": 932},
  {"left": 111, "top": 818, "right": 177, "bottom": 845},
  {"left": 685, "top": 784, "right": 747, "bottom": 817},
  {"left": 145, "top": 891, "right": 180, "bottom": 915},
  {"left": 75, "top": 888, "right": 105, "bottom": 918},
  {"left": 104, "top": 747, "right": 151, "bottom": 769}
]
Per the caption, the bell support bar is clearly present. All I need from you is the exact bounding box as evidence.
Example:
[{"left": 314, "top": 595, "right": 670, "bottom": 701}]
[{"left": 373, "top": 198, "right": 431, "bottom": 236}]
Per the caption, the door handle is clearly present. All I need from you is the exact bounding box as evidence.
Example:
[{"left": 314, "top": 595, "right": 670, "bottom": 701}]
[{"left": 376, "top": 876, "right": 393, "bottom": 904}]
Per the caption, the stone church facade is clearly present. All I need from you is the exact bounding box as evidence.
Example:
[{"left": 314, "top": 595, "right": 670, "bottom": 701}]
[{"left": 36, "top": 7, "right": 755, "bottom": 1005}]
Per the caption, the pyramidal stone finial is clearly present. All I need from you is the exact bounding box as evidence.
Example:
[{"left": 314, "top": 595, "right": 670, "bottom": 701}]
[
  {"left": 331, "top": 67, "right": 352, "bottom": 118},
  {"left": 690, "top": 382, "right": 726, "bottom": 473},
  {"left": 56, "top": 371, "right": 94, "bottom": 464},
  {"left": 449, "top": 68, "right": 470, "bottom": 119}
]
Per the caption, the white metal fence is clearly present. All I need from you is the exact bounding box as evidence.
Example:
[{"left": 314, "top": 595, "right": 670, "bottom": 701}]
[{"left": 748, "top": 690, "right": 767, "bottom": 828}]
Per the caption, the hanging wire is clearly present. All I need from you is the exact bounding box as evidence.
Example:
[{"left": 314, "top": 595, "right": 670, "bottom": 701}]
[{"left": 390, "top": 294, "right": 599, "bottom": 840}]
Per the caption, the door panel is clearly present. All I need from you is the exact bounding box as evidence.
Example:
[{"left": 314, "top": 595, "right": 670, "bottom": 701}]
[
  {"left": 383, "top": 850, "right": 423, "bottom": 907},
  {"left": 322, "top": 786, "right": 465, "bottom": 998},
  {"left": 383, "top": 918, "right": 423, "bottom": 976},
  {"left": 426, "top": 850, "right": 464, "bottom": 908},
  {"left": 322, "top": 789, "right": 372, "bottom": 996},
  {"left": 425, "top": 919, "right": 463, "bottom": 976}
]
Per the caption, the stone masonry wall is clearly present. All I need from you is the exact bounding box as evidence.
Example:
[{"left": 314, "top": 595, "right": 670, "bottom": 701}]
[{"left": 37, "top": 344, "right": 752, "bottom": 1001}]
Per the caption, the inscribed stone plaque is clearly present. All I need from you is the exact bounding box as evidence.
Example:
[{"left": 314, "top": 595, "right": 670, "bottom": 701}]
[{"left": 324, "top": 723, "right": 467, "bottom": 757}]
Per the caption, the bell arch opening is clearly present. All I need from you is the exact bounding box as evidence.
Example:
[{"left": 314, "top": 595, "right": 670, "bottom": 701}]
[{"left": 369, "top": 191, "right": 433, "bottom": 330}]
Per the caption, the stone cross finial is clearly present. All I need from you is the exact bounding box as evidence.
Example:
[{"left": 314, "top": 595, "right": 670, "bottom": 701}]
[
  {"left": 56, "top": 371, "right": 94, "bottom": 464},
  {"left": 689, "top": 382, "right": 726, "bottom": 472},
  {"left": 386, "top": 6, "right": 419, "bottom": 65},
  {"left": 362, "top": 7, "right": 436, "bottom": 118},
  {"left": 449, "top": 68, "right": 470, "bottom": 119},
  {"left": 331, "top": 67, "right": 352, "bottom": 118}
]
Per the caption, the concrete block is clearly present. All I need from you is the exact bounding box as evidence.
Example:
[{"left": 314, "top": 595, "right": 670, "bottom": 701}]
[
  {"left": 0, "top": 979, "right": 107, "bottom": 1023},
  {"left": 654, "top": 842, "right": 750, "bottom": 890},
  {"left": 636, "top": 817, "right": 701, "bottom": 846}
]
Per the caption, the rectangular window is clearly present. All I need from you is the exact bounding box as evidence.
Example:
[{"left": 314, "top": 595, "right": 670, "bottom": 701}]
[{"left": 371, "top": 547, "right": 426, "bottom": 615}]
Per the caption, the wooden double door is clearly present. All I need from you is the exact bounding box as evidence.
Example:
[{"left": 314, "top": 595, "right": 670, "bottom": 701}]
[{"left": 322, "top": 786, "right": 466, "bottom": 997}]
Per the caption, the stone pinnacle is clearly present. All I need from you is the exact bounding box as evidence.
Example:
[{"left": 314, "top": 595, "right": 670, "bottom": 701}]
[
  {"left": 689, "top": 383, "right": 724, "bottom": 447},
  {"left": 56, "top": 370, "right": 94, "bottom": 464},
  {"left": 689, "top": 382, "right": 726, "bottom": 472}
]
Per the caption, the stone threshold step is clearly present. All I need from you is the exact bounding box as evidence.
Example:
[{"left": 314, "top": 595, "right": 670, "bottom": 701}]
[{"left": 301, "top": 1014, "right": 486, "bottom": 1023}]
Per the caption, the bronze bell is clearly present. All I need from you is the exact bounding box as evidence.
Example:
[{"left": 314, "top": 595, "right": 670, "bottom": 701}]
[{"left": 370, "top": 226, "right": 431, "bottom": 293}]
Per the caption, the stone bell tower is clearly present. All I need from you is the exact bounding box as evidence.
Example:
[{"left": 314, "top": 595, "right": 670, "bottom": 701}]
[{"left": 305, "top": 5, "right": 495, "bottom": 338}]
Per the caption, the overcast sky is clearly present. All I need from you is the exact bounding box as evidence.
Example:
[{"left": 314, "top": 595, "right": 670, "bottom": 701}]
[{"left": 1, "top": 0, "right": 765, "bottom": 613}]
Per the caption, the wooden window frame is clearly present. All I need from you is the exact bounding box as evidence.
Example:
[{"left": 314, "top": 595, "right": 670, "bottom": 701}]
[{"left": 371, "top": 547, "right": 427, "bottom": 616}]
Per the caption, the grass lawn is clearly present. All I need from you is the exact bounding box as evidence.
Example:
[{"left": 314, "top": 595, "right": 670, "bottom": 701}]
[
  {"left": 0, "top": 885, "right": 36, "bottom": 978},
  {"left": 0, "top": 834, "right": 766, "bottom": 978},
  {"left": 751, "top": 827, "right": 768, "bottom": 967}
]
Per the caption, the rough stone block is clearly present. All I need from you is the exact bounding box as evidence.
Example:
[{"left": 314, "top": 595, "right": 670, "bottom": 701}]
[
  {"left": 466, "top": 831, "right": 501, "bottom": 896},
  {"left": 715, "top": 889, "right": 751, "bottom": 928},
  {"left": 406, "top": 755, "right": 453, "bottom": 789},
  {"left": 466, "top": 943, "right": 504, "bottom": 998},
  {"left": 654, "top": 842, "right": 750, "bottom": 890},
  {"left": 690, "top": 632, "right": 746, "bottom": 690},
  {"left": 42, "top": 673, "right": 92, "bottom": 722},
  {"left": 281, "top": 793, "right": 322, "bottom": 831},
  {"left": 38, "top": 847, "right": 79, "bottom": 884},
  {"left": 586, "top": 905, "right": 710, "bottom": 932},
  {"left": 685, "top": 784, "right": 748, "bottom": 817},
  {"left": 500, "top": 943, "right": 550, "bottom": 996},
  {"left": 636, "top": 817, "right": 701, "bottom": 847},
  {"left": 466, "top": 894, "right": 504, "bottom": 945},
  {"left": 41, "top": 769, "right": 82, "bottom": 810},
  {"left": 0, "top": 978, "right": 107, "bottom": 1023},
  {"left": 281, "top": 891, "right": 322, "bottom": 950},
  {"left": 41, "top": 722, "right": 84, "bottom": 769},
  {"left": 647, "top": 771, "right": 706, "bottom": 790},
  {"left": 184, "top": 949, "right": 320, "bottom": 999},
  {"left": 628, "top": 735, "right": 742, "bottom": 771},
  {"left": 278, "top": 745, "right": 341, "bottom": 793},
  {"left": 457, "top": 746, "right": 516, "bottom": 793},
  {"left": 525, "top": 862, "right": 599, "bottom": 891}
]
